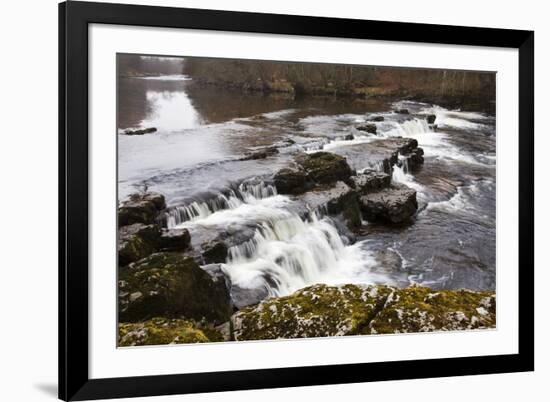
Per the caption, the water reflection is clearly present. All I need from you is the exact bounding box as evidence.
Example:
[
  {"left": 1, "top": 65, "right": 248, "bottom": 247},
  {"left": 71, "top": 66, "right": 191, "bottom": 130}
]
[{"left": 141, "top": 89, "right": 202, "bottom": 131}]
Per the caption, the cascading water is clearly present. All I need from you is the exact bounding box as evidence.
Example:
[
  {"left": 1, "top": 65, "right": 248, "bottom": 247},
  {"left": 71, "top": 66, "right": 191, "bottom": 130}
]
[
  {"left": 165, "top": 181, "right": 277, "bottom": 227},
  {"left": 392, "top": 118, "right": 430, "bottom": 136},
  {"left": 222, "top": 212, "right": 376, "bottom": 298}
]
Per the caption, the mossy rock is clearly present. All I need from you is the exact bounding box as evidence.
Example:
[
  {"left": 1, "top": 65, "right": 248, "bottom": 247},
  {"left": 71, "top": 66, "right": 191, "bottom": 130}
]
[
  {"left": 119, "top": 252, "right": 232, "bottom": 324},
  {"left": 118, "top": 317, "right": 222, "bottom": 346},
  {"left": 159, "top": 228, "right": 191, "bottom": 252},
  {"left": 232, "top": 284, "right": 393, "bottom": 340},
  {"left": 119, "top": 192, "right": 166, "bottom": 226},
  {"left": 295, "top": 152, "right": 353, "bottom": 185},
  {"left": 368, "top": 286, "right": 495, "bottom": 333},
  {"left": 273, "top": 166, "right": 311, "bottom": 195},
  {"left": 231, "top": 284, "right": 495, "bottom": 341},
  {"left": 118, "top": 223, "right": 161, "bottom": 266}
]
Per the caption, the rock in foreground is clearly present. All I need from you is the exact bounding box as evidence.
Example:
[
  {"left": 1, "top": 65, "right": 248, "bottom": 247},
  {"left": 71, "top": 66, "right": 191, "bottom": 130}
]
[
  {"left": 119, "top": 192, "right": 166, "bottom": 226},
  {"left": 232, "top": 284, "right": 495, "bottom": 341},
  {"left": 118, "top": 317, "right": 223, "bottom": 346},
  {"left": 118, "top": 223, "right": 161, "bottom": 266},
  {"left": 118, "top": 252, "right": 233, "bottom": 324}
]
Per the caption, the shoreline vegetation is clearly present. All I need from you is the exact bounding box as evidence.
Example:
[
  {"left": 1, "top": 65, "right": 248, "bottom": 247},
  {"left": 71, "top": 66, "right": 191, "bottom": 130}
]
[
  {"left": 117, "top": 55, "right": 496, "bottom": 114},
  {"left": 182, "top": 58, "right": 496, "bottom": 113},
  {"left": 117, "top": 111, "right": 496, "bottom": 346}
]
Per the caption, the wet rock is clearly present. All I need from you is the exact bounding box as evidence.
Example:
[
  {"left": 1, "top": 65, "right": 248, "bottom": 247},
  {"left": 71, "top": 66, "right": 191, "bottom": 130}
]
[
  {"left": 295, "top": 152, "right": 353, "bottom": 185},
  {"left": 359, "top": 184, "right": 418, "bottom": 223},
  {"left": 159, "top": 228, "right": 191, "bottom": 251},
  {"left": 426, "top": 114, "right": 437, "bottom": 124},
  {"left": 123, "top": 127, "right": 157, "bottom": 135},
  {"left": 231, "top": 285, "right": 271, "bottom": 310},
  {"left": 395, "top": 108, "right": 409, "bottom": 114},
  {"left": 343, "top": 133, "right": 355, "bottom": 141},
  {"left": 118, "top": 223, "right": 161, "bottom": 266},
  {"left": 409, "top": 148, "right": 425, "bottom": 170},
  {"left": 273, "top": 166, "right": 311, "bottom": 195},
  {"left": 119, "top": 192, "right": 166, "bottom": 226},
  {"left": 118, "top": 317, "right": 223, "bottom": 346},
  {"left": 202, "top": 264, "right": 232, "bottom": 294},
  {"left": 368, "top": 115, "right": 385, "bottom": 122},
  {"left": 119, "top": 252, "right": 233, "bottom": 324},
  {"left": 429, "top": 124, "right": 438, "bottom": 131},
  {"left": 240, "top": 146, "right": 279, "bottom": 161},
  {"left": 331, "top": 137, "right": 420, "bottom": 174},
  {"left": 351, "top": 170, "right": 391, "bottom": 194},
  {"left": 201, "top": 241, "right": 229, "bottom": 264},
  {"left": 296, "top": 181, "right": 362, "bottom": 230},
  {"left": 231, "top": 284, "right": 496, "bottom": 340},
  {"left": 356, "top": 123, "right": 377, "bottom": 134}
]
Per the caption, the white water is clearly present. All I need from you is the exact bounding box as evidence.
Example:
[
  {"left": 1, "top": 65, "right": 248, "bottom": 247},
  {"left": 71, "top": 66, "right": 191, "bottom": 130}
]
[
  {"left": 222, "top": 212, "right": 382, "bottom": 297},
  {"left": 168, "top": 180, "right": 385, "bottom": 297},
  {"left": 167, "top": 181, "right": 278, "bottom": 227}
]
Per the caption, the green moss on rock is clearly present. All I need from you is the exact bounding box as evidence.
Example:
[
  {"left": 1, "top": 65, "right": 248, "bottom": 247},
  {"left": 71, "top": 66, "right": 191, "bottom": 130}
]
[
  {"left": 231, "top": 284, "right": 495, "bottom": 341},
  {"left": 295, "top": 152, "right": 353, "bottom": 185},
  {"left": 118, "top": 317, "right": 216, "bottom": 346},
  {"left": 119, "top": 252, "right": 232, "bottom": 324}
]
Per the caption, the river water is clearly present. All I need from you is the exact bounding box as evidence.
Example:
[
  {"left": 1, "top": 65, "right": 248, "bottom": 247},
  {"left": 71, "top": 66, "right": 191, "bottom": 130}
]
[{"left": 118, "top": 71, "right": 496, "bottom": 305}]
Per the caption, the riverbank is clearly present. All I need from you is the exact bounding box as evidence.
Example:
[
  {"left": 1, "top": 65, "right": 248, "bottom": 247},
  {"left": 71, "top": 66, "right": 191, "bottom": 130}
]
[{"left": 183, "top": 58, "right": 496, "bottom": 113}]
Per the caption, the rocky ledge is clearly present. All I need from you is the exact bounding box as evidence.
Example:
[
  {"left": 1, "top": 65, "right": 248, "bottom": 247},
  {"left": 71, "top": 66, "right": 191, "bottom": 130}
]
[
  {"left": 232, "top": 284, "right": 496, "bottom": 341},
  {"left": 119, "top": 317, "right": 224, "bottom": 346},
  {"left": 118, "top": 252, "right": 233, "bottom": 324}
]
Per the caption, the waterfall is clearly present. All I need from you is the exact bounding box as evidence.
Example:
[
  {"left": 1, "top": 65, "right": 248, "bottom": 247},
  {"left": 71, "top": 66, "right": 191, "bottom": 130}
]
[
  {"left": 223, "top": 213, "right": 370, "bottom": 297},
  {"left": 393, "top": 118, "right": 430, "bottom": 136},
  {"left": 165, "top": 181, "right": 277, "bottom": 227}
]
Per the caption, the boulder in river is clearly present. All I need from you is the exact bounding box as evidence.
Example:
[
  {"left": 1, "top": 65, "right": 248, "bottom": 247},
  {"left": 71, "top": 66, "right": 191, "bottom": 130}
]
[
  {"left": 343, "top": 133, "right": 355, "bottom": 141},
  {"left": 296, "top": 181, "right": 362, "bottom": 230},
  {"left": 273, "top": 166, "right": 311, "bottom": 195},
  {"left": 368, "top": 115, "right": 385, "bottom": 122},
  {"left": 395, "top": 108, "right": 409, "bottom": 114},
  {"left": 200, "top": 240, "right": 229, "bottom": 264},
  {"left": 118, "top": 252, "right": 233, "bottom": 324},
  {"left": 118, "top": 223, "right": 161, "bottom": 266},
  {"left": 359, "top": 184, "right": 418, "bottom": 223},
  {"left": 239, "top": 146, "right": 279, "bottom": 161},
  {"left": 356, "top": 123, "right": 377, "bottom": 134},
  {"left": 231, "top": 284, "right": 496, "bottom": 340},
  {"left": 426, "top": 114, "right": 437, "bottom": 124},
  {"left": 159, "top": 228, "right": 191, "bottom": 252},
  {"left": 123, "top": 127, "right": 157, "bottom": 135},
  {"left": 351, "top": 170, "right": 391, "bottom": 194},
  {"left": 295, "top": 152, "right": 353, "bottom": 185},
  {"left": 119, "top": 192, "right": 166, "bottom": 226}
]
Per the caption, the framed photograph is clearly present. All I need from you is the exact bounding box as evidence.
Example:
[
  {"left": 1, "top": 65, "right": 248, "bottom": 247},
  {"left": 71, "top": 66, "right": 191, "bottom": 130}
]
[{"left": 59, "top": 1, "right": 534, "bottom": 400}]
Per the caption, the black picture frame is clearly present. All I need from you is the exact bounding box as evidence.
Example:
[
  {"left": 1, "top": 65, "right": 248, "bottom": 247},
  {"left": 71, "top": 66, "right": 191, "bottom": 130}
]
[{"left": 59, "top": 1, "right": 534, "bottom": 400}]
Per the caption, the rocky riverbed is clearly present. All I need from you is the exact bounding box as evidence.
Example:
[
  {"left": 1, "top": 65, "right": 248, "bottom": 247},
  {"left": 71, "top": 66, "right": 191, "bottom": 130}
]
[
  {"left": 115, "top": 54, "right": 497, "bottom": 346},
  {"left": 117, "top": 101, "right": 496, "bottom": 345}
]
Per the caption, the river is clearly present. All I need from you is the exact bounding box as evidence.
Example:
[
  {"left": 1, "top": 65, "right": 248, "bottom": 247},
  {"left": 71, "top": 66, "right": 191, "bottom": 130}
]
[{"left": 118, "top": 68, "right": 496, "bottom": 307}]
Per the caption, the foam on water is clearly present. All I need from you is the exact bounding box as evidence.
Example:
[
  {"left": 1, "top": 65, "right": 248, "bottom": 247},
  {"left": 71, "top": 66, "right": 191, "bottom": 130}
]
[{"left": 222, "top": 212, "right": 384, "bottom": 297}]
